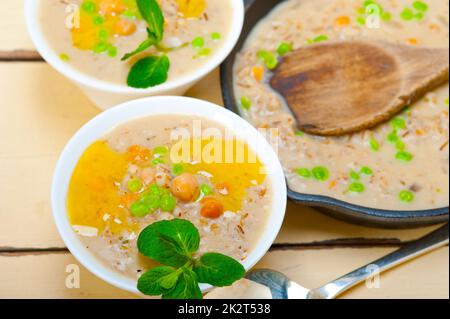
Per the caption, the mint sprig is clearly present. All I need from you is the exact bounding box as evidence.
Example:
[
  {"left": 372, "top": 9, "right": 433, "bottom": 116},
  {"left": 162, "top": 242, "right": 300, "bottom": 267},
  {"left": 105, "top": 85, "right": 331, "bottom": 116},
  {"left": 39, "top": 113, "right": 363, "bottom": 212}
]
[
  {"left": 137, "top": 0, "right": 164, "bottom": 42},
  {"left": 121, "top": 34, "right": 157, "bottom": 61},
  {"left": 127, "top": 55, "right": 170, "bottom": 88},
  {"left": 137, "top": 219, "right": 245, "bottom": 299},
  {"left": 123, "top": 0, "right": 170, "bottom": 89},
  {"left": 194, "top": 253, "right": 246, "bottom": 287},
  {"left": 122, "top": 0, "right": 164, "bottom": 61}
]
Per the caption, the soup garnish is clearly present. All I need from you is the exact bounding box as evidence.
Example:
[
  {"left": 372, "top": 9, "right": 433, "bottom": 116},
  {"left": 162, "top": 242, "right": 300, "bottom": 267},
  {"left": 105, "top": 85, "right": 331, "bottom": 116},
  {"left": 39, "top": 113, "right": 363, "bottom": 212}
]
[
  {"left": 121, "top": 0, "right": 170, "bottom": 88},
  {"left": 40, "top": 0, "right": 231, "bottom": 87},
  {"left": 137, "top": 219, "right": 245, "bottom": 299}
]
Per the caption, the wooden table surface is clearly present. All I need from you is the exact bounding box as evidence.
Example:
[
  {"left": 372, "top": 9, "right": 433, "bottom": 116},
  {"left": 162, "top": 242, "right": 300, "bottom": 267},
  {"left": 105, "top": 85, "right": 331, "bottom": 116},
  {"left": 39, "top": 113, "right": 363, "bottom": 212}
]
[{"left": 0, "top": 0, "right": 448, "bottom": 299}]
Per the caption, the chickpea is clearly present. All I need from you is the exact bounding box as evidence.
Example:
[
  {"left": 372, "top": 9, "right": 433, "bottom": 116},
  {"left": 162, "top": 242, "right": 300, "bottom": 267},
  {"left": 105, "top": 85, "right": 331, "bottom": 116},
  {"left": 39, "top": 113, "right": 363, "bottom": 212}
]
[
  {"left": 170, "top": 173, "right": 200, "bottom": 202},
  {"left": 200, "top": 198, "right": 224, "bottom": 219}
]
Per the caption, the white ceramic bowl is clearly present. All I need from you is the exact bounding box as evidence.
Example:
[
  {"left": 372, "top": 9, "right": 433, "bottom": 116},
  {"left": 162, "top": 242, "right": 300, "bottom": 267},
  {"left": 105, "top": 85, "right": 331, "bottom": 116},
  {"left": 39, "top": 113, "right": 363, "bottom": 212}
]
[
  {"left": 51, "top": 96, "right": 287, "bottom": 295},
  {"left": 25, "top": 0, "right": 244, "bottom": 110}
]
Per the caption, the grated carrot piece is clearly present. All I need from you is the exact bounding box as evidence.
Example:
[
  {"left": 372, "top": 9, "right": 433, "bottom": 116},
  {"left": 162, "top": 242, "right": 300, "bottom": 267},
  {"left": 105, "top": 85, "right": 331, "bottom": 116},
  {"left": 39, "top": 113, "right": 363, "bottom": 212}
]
[
  {"left": 120, "top": 193, "right": 139, "bottom": 207},
  {"left": 407, "top": 38, "right": 418, "bottom": 45},
  {"left": 415, "top": 129, "right": 425, "bottom": 136},
  {"left": 335, "top": 16, "right": 351, "bottom": 27},
  {"left": 252, "top": 66, "right": 264, "bottom": 82},
  {"left": 328, "top": 180, "right": 338, "bottom": 189}
]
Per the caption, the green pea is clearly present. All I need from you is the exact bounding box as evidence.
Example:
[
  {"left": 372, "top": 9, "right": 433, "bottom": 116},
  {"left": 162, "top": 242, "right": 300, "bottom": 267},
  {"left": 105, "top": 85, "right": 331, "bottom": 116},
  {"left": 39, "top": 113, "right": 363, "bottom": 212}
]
[
  {"left": 363, "top": 0, "right": 374, "bottom": 8},
  {"left": 211, "top": 32, "right": 222, "bottom": 40},
  {"left": 391, "top": 117, "right": 406, "bottom": 130},
  {"left": 160, "top": 194, "right": 177, "bottom": 212},
  {"left": 381, "top": 11, "right": 392, "bottom": 21},
  {"left": 387, "top": 131, "right": 399, "bottom": 144},
  {"left": 349, "top": 182, "right": 365, "bottom": 193},
  {"left": 369, "top": 137, "right": 380, "bottom": 151},
  {"left": 357, "top": 7, "right": 366, "bottom": 15},
  {"left": 257, "top": 50, "right": 269, "bottom": 60},
  {"left": 399, "top": 190, "right": 415, "bottom": 203},
  {"left": 350, "top": 170, "right": 360, "bottom": 180},
  {"left": 257, "top": 50, "right": 278, "bottom": 69},
  {"left": 107, "top": 45, "right": 118, "bottom": 57},
  {"left": 93, "top": 15, "right": 105, "bottom": 25},
  {"left": 296, "top": 168, "right": 312, "bottom": 179},
  {"left": 295, "top": 130, "right": 304, "bottom": 137},
  {"left": 198, "top": 48, "right": 212, "bottom": 56},
  {"left": 312, "top": 166, "right": 330, "bottom": 181},
  {"left": 81, "top": 1, "right": 96, "bottom": 13},
  {"left": 127, "top": 179, "right": 143, "bottom": 193},
  {"left": 396, "top": 140, "right": 406, "bottom": 151},
  {"left": 400, "top": 8, "right": 415, "bottom": 20},
  {"left": 360, "top": 166, "right": 373, "bottom": 176},
  {"left": 445, "top": 98, "right": 449, "bottom": 106},
  {"left": 201, "top": 184, "right": 214, "bottom": 196},
  {"left": 192, "top": 37, "right": 205, "bottom": 49},
  {"left": 59, "top": 53, "right": 70, "bottom": 62},
  {"left": 141, "top": 195, "right": 161, "bottom": 212},
  {"left": 153, "top": 146, "right": 169, "bottom": 156},
  {"left": 413, "top": 1, "right": 428, "bottom": 12},
  {"left": 396, "top": 151, "right": 414, "bottom": 162},
  {"left": 172, "top": 163, "right": 184, "bottom": 176},
  {"left": 149, "top": 184, "right": 162, "bottom": 196},
  {"left": 122, "top": 9, "right": 137, "bottom": 19},
  {"left": 99, "top": 29, "right": 108, "bottom": 40},
  {"left": 93, "top": 42, "right": 108, "bottom": 53},
  {"left": 414, "top": 12, "right": 424, "bottom": 21},
  {"left": 357, "top": 16, "right": 366, "bottom": 26},
  {"left": 240, "top": 96, "right": 252, "bottom": 110},
  {"left": 152, "top": 158, "right": 165, "bottom": 165},
  {"left": 265, "top": 54, "right": 279, "bottom": 69},
  {"left": 130, "top": 201, "right": 150, "bottom": 217},
  {"left": 277, "top": 42, "right": 293, "bottom": 56},
  {"left": 312, "top": 35, "right": 329, "bottom": 43}
]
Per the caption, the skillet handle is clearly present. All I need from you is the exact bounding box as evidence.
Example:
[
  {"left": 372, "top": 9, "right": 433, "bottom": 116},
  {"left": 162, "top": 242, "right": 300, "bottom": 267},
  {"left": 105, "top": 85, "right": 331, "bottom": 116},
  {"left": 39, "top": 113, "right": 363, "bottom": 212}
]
[{"left": 310, "top": 224, "right": 449, "bottom": 299}]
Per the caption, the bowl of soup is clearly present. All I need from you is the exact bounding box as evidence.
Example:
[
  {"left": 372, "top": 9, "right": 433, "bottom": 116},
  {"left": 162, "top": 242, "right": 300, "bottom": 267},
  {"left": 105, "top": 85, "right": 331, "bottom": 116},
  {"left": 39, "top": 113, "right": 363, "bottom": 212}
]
[
  {"left": 51, "top": 96, "right": 286, "bottom": 297},
  {"left": 25, "top": 0, "right": 244, "bottom": 109},
  {"left": 221, "top": 0, "right": 449, "bottom": 227}
]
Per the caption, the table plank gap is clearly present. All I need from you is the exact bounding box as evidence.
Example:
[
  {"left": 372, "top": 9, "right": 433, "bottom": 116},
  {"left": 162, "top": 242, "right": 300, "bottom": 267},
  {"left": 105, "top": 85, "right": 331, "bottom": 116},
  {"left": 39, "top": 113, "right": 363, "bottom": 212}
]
[
  {"left": 5, "top": 238, "right": 447, "bottom": 257},
  {"left": 0, "top": 50, "right": 43, "bottom": 62}
]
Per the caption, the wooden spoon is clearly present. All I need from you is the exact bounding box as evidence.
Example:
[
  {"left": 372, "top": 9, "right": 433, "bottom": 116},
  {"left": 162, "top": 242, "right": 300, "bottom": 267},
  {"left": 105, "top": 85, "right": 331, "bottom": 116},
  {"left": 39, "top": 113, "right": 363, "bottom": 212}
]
[{"left": 270, "top": 40, "right": 449, "bottom": 136}]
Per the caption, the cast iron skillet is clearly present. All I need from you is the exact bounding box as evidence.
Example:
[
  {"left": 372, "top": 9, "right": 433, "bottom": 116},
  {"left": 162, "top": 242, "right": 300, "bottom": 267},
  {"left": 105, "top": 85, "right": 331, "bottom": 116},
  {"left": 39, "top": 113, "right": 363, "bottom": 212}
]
[{"left": 220, "top": 0, "right": 449, "bottom": 228}]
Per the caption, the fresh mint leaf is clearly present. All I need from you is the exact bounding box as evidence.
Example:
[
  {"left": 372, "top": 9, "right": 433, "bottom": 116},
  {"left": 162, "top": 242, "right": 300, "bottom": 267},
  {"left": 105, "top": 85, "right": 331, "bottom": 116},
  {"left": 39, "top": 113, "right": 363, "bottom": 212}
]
[
  {"left": 127, "top": 55, "right": 170, "bottom": 89},
  {"left": 137, "top": 219, "right": 200, "bottom": 267},
  {"left": 121, "top": 35, "right": 157, "bottom": 61},
  {"left": 137, "top": 266, "right": 179, "bottom": 296},
  {"left": 137, "top": 0, "right": 164, "bottom": 42},
  {"left": 162, "top": 267, "right": 202, "bottom": 299},
  {"left": 193, "top": 253, "right": 245, "bottom": 287}
]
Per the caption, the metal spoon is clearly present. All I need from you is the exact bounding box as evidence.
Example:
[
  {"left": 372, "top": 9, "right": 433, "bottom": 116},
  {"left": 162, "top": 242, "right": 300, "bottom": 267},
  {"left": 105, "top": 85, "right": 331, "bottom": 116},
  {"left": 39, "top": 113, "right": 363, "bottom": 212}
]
[{"left": 247, "top": 224, "right": 449, "bottom": 299}]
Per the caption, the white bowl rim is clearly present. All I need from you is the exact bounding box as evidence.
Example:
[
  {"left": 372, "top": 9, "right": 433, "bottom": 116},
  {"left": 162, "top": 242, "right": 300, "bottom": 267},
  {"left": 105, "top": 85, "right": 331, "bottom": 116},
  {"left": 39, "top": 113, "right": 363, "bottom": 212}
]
[
  {"left": 51, "top": 96, "right": 287, "bottom": 295},
  {"left": 24, "top": 0, "right": 244, "bottom": 94}
]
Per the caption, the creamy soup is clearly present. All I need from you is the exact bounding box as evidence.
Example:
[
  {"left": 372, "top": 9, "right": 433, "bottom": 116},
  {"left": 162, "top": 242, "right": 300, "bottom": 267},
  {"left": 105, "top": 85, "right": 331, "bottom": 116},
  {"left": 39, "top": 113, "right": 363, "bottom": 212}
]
[
  {"left": 234, "top": 0, "right": 449, "bottom": 211},
  {"left": 67, "top": 115, "right": 271, "bottom": 278},
  {"left": 39, "top": 0, "right": 232, "bottom": 87}
]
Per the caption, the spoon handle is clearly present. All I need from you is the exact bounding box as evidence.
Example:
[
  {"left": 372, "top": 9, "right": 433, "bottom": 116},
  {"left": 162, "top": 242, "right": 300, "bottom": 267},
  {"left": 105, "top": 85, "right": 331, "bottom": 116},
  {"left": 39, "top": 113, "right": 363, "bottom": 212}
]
[{"left": 310, "top": 224, "right": 449, "bottom": 299}]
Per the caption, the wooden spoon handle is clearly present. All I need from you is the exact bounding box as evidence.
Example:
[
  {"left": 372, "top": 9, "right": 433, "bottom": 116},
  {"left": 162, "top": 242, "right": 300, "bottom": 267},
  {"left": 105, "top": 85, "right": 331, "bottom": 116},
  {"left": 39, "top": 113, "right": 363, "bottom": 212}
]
[{"left": 270, "top": 41, "right": 449, "bottom": 136}]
